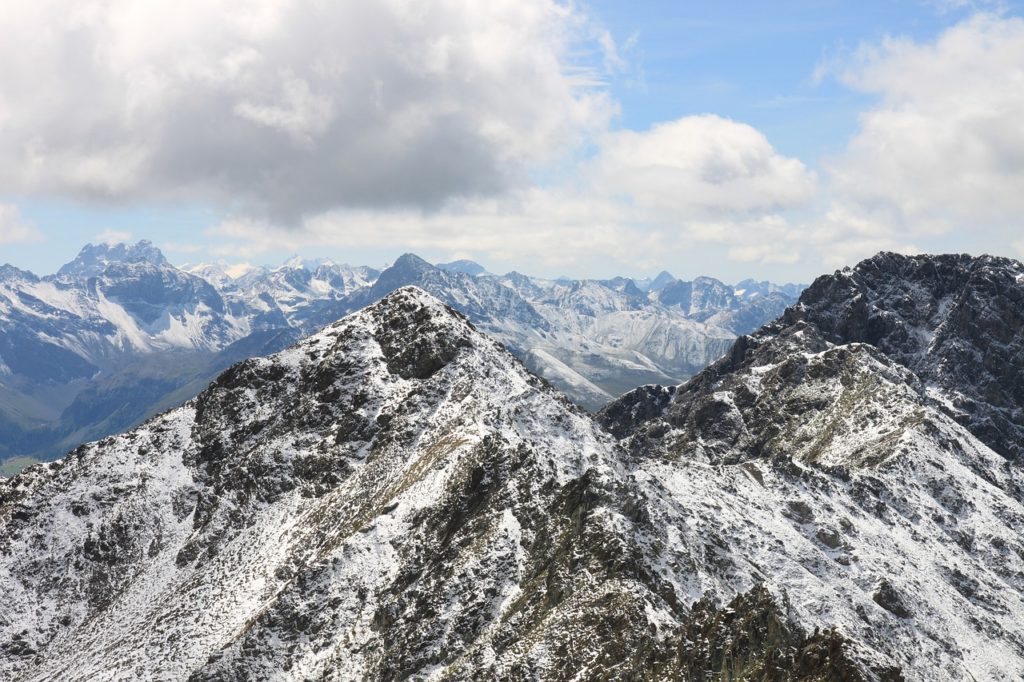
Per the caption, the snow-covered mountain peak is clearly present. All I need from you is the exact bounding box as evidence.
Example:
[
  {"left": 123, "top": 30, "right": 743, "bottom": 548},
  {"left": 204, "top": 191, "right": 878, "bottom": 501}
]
[
  {"left": 386, "top": 252, "right": 435, "bottom": 275},
  {"left": 280, "top": 255, "right": 337, "bottom": 271},
  {"left": 335, "top": 285, "right": 484, "bottom": 379},
  {"left": 57, "top": 240, "right": 169, "bottom": 279},
  {"left": 607, "top": 252, "right": 1024, "bottom": 464},
  {"left": 181, "top": 261, "right": 259, "bottom": 288},
  {"left": 0, "top": 263, "right": 37, "bottom": 283},
  {"left": 360, "top": 283, "right": 461, "bottom": 319},
  {"left": 647, "top": 270, "right": 676, "bottom": 292}
]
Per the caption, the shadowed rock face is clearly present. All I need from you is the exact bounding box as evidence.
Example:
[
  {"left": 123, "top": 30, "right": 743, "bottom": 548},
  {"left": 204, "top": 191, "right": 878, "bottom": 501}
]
[
  {"left": 794, "top": 252, "right": 1024, "bottom": 461},
  {"left": 646, "top": 585, "right": 903, "bottom": 682}
]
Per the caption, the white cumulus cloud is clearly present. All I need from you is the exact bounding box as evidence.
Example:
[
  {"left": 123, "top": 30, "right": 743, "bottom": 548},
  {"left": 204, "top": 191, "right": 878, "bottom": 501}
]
[
  {"left": 590, "top": 115, "right": 817, "bottom": 217},
  {"left": 824, "top": 13, "right": 1024, "bottom": 259},
  {"left": 0, "top": 0, "right": 615, "bottom": 218},
  {"left": 209, "top": 114, "right": 818, "bottom": 271}
]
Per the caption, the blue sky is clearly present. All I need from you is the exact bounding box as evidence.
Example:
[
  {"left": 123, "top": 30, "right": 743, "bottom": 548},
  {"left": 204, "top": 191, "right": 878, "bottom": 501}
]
[
  {"left": 2, "top": 0, "right": 1023, "bottom": 282},
  {"left": 591, "top": 0, "right": 915, "bottom": 154}
]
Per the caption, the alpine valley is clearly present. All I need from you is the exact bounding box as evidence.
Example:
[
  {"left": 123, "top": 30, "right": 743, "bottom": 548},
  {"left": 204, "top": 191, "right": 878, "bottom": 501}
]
[
  {"left": 1, "top": 251, "right": 1023, "bottom": 680},
  {"left": 0, "top": 241, "right": 801, "bottom": 468}
]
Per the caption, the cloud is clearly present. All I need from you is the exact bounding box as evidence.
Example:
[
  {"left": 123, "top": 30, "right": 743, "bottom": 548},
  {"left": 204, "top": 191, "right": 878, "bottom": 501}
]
[
  {"left": 15, "top": 3, "right": 1021, "bottom": 278},
  {"left": 0, "top": 204, "right": 41, "bottom": 245},
  {"left": 590, "top": 115, "right": 817, "bottom": 217},
  {"left": 94, "top": 229, "right": 133, "bottom": 244},
  {"left": 209, "top": 114, "right": 818, "bottom": 270},
  {"left": 823, "top": 14, "right": 1024, "bottom": 258},
  {"left": 0, "top": 0, "right": 615, "bottom": 218}
]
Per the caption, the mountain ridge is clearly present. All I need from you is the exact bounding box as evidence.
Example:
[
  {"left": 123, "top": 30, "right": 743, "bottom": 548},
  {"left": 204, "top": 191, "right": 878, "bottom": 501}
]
[
  {"left": 2, "top": 251, "right": 1024, "bottom": 679},
  {"left": 0, "top": 242, "right": 802, "bottom": 466}
]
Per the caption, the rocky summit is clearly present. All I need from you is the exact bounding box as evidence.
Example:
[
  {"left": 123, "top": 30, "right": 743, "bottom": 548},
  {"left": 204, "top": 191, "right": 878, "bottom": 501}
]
[{"left": 2, "top": 252, "right": 1024, "bottom": 681}]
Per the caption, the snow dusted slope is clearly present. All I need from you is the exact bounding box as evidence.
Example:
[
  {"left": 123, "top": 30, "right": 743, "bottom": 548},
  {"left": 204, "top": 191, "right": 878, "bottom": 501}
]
[
  {"left": 6, "top": 262, "right": 1020, "bottom": 679},
  {"left": 0, "top": 288, "right": 677, "bottom": 680},
  {"left": 603, "top": 252, "right": 1024, "bottom": 680}
]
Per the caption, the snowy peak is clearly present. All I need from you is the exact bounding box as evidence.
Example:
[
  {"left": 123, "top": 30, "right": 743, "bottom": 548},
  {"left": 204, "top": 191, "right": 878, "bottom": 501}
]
[
  {"left": 381, "top": 252, "right": 436, "bottom": 282},
  {"left": 436, "top": 259, "right": 489, "bottom": 276},
  {"left": 348, "top": 254, "right": 549, "bottom": 332},
  {"left": 606, "top": 251, "right": 1024, "bottom": 461},
  {"left": 348, "top": 286, "right": 482, "bottom": 380},
  {"left": 216, "top": 258, "right": 379, "bottom": 333},
  {"left": 0, "top": 263, "right": 38, "bottom": 283},
  {"left": 1, "top": 284, "right": 659, "bottom": 680},
  {"left": 648, "top": 270, "right": 677, "bottom": 292},
  {"left": 656, "top": 276, "right": 736, "bottom": 320},
  {"left": 57, "top": 240, "right": 169, "bottom": 279},
  {"left": 181, "top": 261, "right": 258, "bottom": 288},
  {"left": 734, "top": 277, "right": 804, "bottom": 300}
]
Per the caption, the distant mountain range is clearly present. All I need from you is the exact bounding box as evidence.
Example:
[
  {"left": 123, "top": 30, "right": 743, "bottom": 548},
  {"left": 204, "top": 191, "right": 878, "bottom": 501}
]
[
  {"left": 2, "top": 253, "right": 1022, "bottom": 679},
  {"left": 0, "top": 241, "right": 802, "bottom": 467}
]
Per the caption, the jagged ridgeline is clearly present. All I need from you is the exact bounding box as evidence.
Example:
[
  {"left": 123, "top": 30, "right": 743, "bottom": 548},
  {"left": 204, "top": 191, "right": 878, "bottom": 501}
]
[
  {"left": 0, "top": 242, "right": 799, "bottom": 467},
  {"left": 1, "top": 252, "right": 1023, "bottom": 681}
]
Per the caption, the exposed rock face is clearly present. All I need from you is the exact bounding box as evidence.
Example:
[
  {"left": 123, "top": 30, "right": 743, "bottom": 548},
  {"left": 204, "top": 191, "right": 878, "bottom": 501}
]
[
  {"left": 56, "top": 240, "right": 169, "bottom": 279},
  {"left": 795, "top": 252, "right": 1024, "bottom": 461},
  {"left": 606, "top": 252, "right": 1024, "bottom": 464},
  {"left": 646, "top": 585, "right": 901, "bottom": 681}
]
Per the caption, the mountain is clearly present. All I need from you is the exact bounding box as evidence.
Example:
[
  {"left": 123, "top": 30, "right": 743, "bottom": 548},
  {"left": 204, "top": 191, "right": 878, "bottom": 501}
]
[
  {"left": 345, "top": 254, "right": 799, "bottom": 409},
  {"left": 0, "top": 244, "right": 255, "bottom": 462},
  {"left": 600, "top": 252, "right": 1024, "bottom": 678},
  {"left": 55, "top": 240, "right": 169, "bottom": 279},
  {"left": 793, "top": 252, "right": 1024, "bottom": 462},
  {"left": 2, "top": 252, "right": 1023, "bottom": 679},
  {"left": 0, "top": 243, "right": 302, "bottom": 464},
  {"left": 220, "top": 258, "right": 379, "bottom": 332},
  {"left": 436, "top": 259, "right": 490, "bottom": 276},
  {"left": 0, "top": 286, "right": 885, "bottom": 681},
  {"left": 638, "top": 269, "right": 677, "bottom": 293},
  {"left": 0, "top": 288, "right": 667, "bottom": 679},
  {"left": 0, "top": 244, "right": 800, "bottom": 469}
]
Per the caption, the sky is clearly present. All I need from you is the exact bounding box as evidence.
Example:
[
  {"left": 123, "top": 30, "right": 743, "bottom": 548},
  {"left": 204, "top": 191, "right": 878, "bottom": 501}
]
[{"left": 1, "top": 0, "right": 1023, "bottom": 283}]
